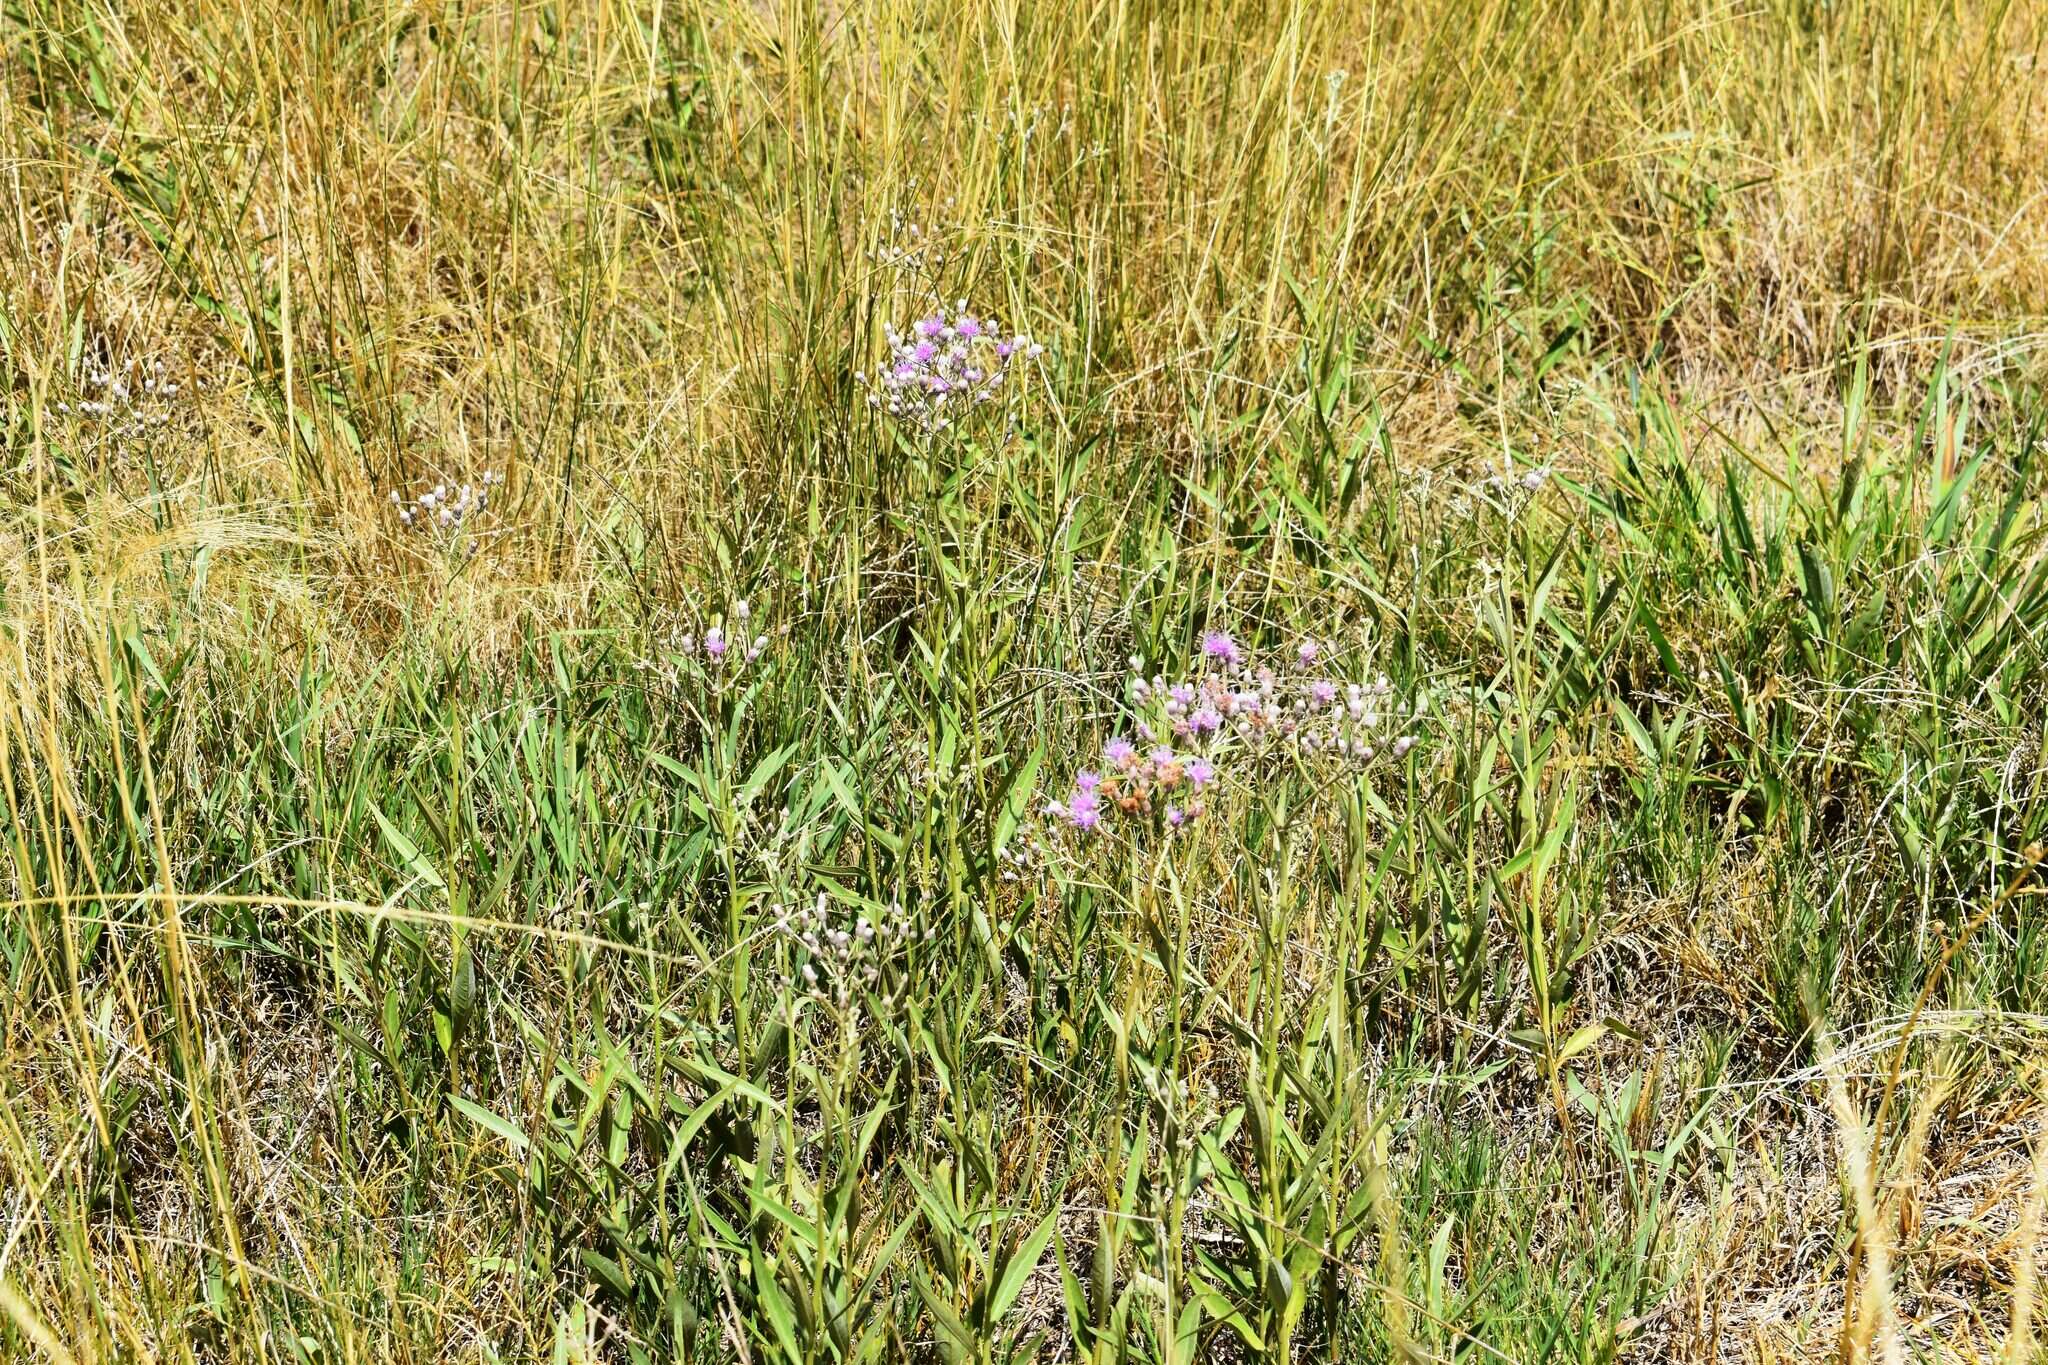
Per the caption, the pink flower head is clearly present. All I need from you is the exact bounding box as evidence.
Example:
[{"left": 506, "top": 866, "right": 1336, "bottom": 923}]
[
  {"left": 1202, "top": 631, "right": 1241, "bottom": 665},
  {"left": 1148, "top": 745, "right": 1175, "bottom": 767},
  {"left": 1191, "top": 708, "right": 1222, "bottom": 735},
  {"left": 1187, "top": 758, "right": 1215, "bottom": 788},
  {"left": 1104, "top": 737, "right": 1137, "bottom": 767},
  {"left": 704, "top": 627, "right": 728, "bottom": 659},
  {"left": 955, "top": 315, "right": 982, "bottom": 338},
  {"left": 1066, "top": 790, "right": 1101, "bottom": 831},
  {"left": 1074, "top": 770, "right": 1101, "bottom": 793},
  {"left": 1310, "top": 680, "right": 1338, "bottom": 707},
  {"left": 1166, "top": 806, "right": 1186, "bottom": 828},
  {"left": 1297, "top": 641, "right": 1319, "bottom": 666}
]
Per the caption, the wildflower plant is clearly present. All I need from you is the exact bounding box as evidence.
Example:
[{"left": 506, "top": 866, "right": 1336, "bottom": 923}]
[
  {"left": 637, "top": 593, "right": 781, "bottom": 694},
  {"left": 55, "top": 353, "right": 192, "bottom": 445},
  {"left": 1472, "top": 454, "right": 1556, "bottom": 520},
  {"left": 389, "top": 472, "right": 501, "bottom": 549},
  {"left": 869, "top": 198, "right": 955, "bottom": 273},
  {"left": 857, "top": 299, "right": 1041, "bottom": 434},
  {"left": 1042, "top": 628, "right": 1425, "bottom": 841},
  {"left": 777, "top": 892, "right": 934, "bottom": 1015},
  {"left": 857, "top": 196, "right": 1042, "bottom": 445}
]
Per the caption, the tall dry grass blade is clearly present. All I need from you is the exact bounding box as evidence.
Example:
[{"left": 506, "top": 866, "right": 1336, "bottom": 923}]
[
  {"left": 1826, "top": 1050, "right": 1905, "bottom": 1365},
  {"left": 2007, "top": 1106, "right": 2048, "bottom": 1365}
]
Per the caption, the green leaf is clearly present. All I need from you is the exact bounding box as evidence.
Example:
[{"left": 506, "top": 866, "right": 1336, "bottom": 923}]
[
  {"left": 1556, "top": 1022, "right": 1608, "bottom": 1065},
  {"left": 819, "top": 759, "right": 864, "bottom": 825},
  {"left": 1427, "top": 1217, "right": 1455, "bottom": 1319},
  {"left": 372, "top": 804, "right": 444, "bottom": 890},
  {"left": 1195, "top": 1284, "right": 1264, "bottom": 1350},
  {"left": 1609, "top": 698, "right": 1659, "bottom": 769},
  {"left": 993, "top": 741, "right": 1045, "bottom": 856},
  {"left": 912, "top": 1272, "right": 974, "bottom": 1365},
  {"left": 740, "top": 742, "right": 798, "bottom": 804},
  {"left": 988, "top": 1211, "right": 1058, "bottom": 1323},
  {"left": 448, "top": 1095, "right": 529, "bottom": 1154},
  {"left": 581, "top": 1248, "right": 631, "bottom": 1302},
  {"left": 448, "top": 945, "right": 477, "bottom": 1042},
  {"left": 1176, "top": 1299, "right": 1203, "bottom": 1358},
  {"left": 1054, "top": 1228, "right": 1091, "bottom": 1340},
  {"left": 1261, "top": 1257, "right": 1292, "bottom": 1316},
  {"left": 749, "top": 1188, "right": 819, "bottom": 1246},
  {"left": 674, "top": 1078, "right": 745, "bottom": 1150},
  {"left": 752, "top": 1262, "right": 805, "bottom": 1362}
]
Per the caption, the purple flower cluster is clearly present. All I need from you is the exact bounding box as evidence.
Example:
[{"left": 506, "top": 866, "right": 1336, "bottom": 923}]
[
  {"left": 859, "top": 301, "right": 1041, "bottom": 433},
  {"left": 1131, "top": 631, "right": 1418, "bottom": 763},
  {"left": 675, "top": 596, "right": 773, "bottom": 669},
  {"left": 1047, "top": 737, "right": 1215, "bottom": 834},
  {"left": 1044, "top": 629, "right": 1424, "bottom": 836},
  {"left": 636, "top": 595, "right": 783, "bottom": 692}
]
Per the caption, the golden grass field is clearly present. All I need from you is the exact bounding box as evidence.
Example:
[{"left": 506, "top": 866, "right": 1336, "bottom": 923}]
[{"left": 4, "top": 0, "right": 2048, "bottom": 1360}]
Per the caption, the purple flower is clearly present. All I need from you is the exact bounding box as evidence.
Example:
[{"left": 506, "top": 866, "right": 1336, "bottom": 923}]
[
  {"left": 1104, "top": 737, "right": 1137, "bottom": 767},
  {"left": 865, "top": 302, "right": 1031, "bottom": 433},
  {"left": 1310, "top": 680, "right": 1337, "bottom": 708},
  {"left": 1074, "top": 770, "right": 1101, "bottom": 792},
  {"left": 1201, "top": 631, "right": 1240, "bottom": 665},
  {"left": 1191, "top": 708, "right": 1222, "bottom": 735},
  {"left": 704, "top": 627, "right": 727, "bottom": 659},
  {"left": 1169, "top": 683, "right": 1196, "bottom": 710},
  {"left": 1297, "top": 641, "right": 1319, "bottom": 666},
  {"left": 1066, "top": 790, "right": 1101, "bottom": 831},
  {"left": 1187, "top": 758, "right": 1215, "bottom": 788},
  {"left": 1148, "top": 745, "right": 1175, "bottom": 767},
  {"left": 1165, "top": 806, "right": 1186, "bottom": 828}
]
